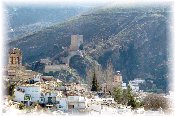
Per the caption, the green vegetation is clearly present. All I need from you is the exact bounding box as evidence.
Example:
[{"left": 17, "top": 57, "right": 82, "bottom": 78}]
[
  {"left": 113, "top": 85, "right": 141, "bottom": 109},
  {"left": 43, "top": 68, "right": 81, "bottom": 83},
  {"left": 69, "top": 55, "right": 88, "bottom": 78},
  {"left": 91, "top": 72, "right": 99, "bottom": 92},
  {"left": 7, "top": 82, "right": 16, "bottom": 96},
  {"left": 29, "top": 62, "right": 45, "bottom": 73},
  {"left": 79, "top": 44, "right": 84, "bottom": 50},
  {"left": 18, "top": 102, "right": 25, "bottom": 110},
  {"left": 31, "top": 101, "right": 39, "bottom": 108},
  {"left": 6, "top": 82, "right": 16, "bottom": 101}
]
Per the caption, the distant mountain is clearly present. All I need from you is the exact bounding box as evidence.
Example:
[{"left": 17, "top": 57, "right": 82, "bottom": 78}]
[
  {"left": 5, "top": 5, "right": 89, "bottom": 40},
  {"left": 8, "top": 6, "right": 170, "bottom": 92}
]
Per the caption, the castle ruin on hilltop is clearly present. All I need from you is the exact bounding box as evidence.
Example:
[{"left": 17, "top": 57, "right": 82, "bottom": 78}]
[{"left": 44, "top": 34, "right": 85, "bottom": 73}]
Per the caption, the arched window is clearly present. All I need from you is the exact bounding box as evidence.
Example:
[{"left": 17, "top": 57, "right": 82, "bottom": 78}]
[
  {"left": 10, "top": 57, "right": 13, "bottom": 64},
  {"left": 17, "top": 57, "right": 20, "bottom": 64}
]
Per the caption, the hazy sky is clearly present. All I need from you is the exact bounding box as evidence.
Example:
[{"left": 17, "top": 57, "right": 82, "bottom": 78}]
[{"left": 3, "top": 0, "right": 172, "bottom": 7}]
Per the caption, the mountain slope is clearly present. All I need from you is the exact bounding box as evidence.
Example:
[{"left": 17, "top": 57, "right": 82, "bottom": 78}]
[
  {"left": 6, "top": 5, "right": 89, "bottom": 40},
  {"left": 8, "top": 6, "right": 170, "bottom": 92}
]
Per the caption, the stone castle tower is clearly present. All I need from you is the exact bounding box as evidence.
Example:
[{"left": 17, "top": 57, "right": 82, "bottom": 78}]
[
  {"left": 113, "top": 71, "right": 123, "bottom": 87},
  {"left": 70, "top": 35, "right": 83, "bottom": 51},
  {"left": 8, "top": 48, "right": 22, "bottom": 67}
]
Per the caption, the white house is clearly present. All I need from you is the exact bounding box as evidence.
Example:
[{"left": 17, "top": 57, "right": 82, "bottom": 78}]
[
  {"left": 129, "top": 81, "right": 140, "bottom": 92},
  {"left": 14, "top": 84, "right": 63, "bottom": 105},
  {"left": 56, "top": 97, "right": 68, "bottom": 112},
  {"left": 67, "top": 96, "right": 87, "bottom": 109},
  {"left": 14, "top": 85, "right": 42, "bottom": 104},
  {"left": 44, "top": 91, "right": 58, "bottom": 104},
  {"left": 86, "top": 97, "right": 114, "bottom": 112},
  {"left": 87, "top": 97, "right": 114, "bottom": 105},
  {"left": 129, "top": 79, "right": 145, "bottom": 92},
  {"left": 14, "top": 88, "right": 25, "bottom": 102},
  {"left": 122, "top": 83, "right": 127, "bottom": 89}
]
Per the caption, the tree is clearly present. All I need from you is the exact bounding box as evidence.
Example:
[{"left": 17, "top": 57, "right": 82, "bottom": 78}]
[
  {"left": 126, "top": 85, "right": 141, "bottom": 109},
  {"left": 127, "top": 96, "right": 141, "bottom": 109},
  {"left": 7, "top": 82, "right": 16, "bottom": 96},
  {"left": 106, "top": 60, "right": 114, "bottom": 83},
  {"left": 79, "top": 44, "right": 84, "bottom": 50},
  {"left": 112, "top": 85, "right": 141, "bottom": 109},
  {"left": 94, "top": 64, "right": 105, "bottom": 85},
  {"left": 126, "top": 85, "right": 133, "bottom": 101},
  {"left": 86, "top": 67, "right": 93, "bottom": 87},
  {"left": 91, "top": 72, "right": 99, "bottom": 91},
  {"left": 121, "top": 89, "right": 129, "bottom": 105},
  {"left": 143, "top": 94, "right": 170, "bottom": 112},
  {"left": 113, "top": 87, "right": 123, "bottom": 103}
]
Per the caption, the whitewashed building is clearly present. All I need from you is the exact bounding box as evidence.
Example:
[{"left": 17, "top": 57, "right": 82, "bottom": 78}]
[
  {"left": 14, "top": 83, "right": 63, "bottom": 105},
  {"left": 67, "top": 96, "right": 87, "bottom": 109},
  {"left": 122, "top": 83, "right": 127, "bottom": 89},
  {"left": 129, "top": 79, "right": 145, "bottom": 92},
  {"left": 14, "top": 85, "right": 42, "bottom": 103},
  {"left": 56, "top": 97, "right": 68, "bottom": 112}
]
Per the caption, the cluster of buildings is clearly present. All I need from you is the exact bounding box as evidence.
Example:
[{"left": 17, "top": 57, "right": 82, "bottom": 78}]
[
  {"left": 2, "top": 45, "right": 115, "bottom": 114},
  {"left": 2, "top": 47, "right": 127, "bottom": 114},
  {"left": 12, "top": 70, "right": 117, "bottom": 113}
]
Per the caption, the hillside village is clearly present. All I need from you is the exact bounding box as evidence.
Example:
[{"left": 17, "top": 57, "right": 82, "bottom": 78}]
[
  {"left": 9, "top": 6, "right": 169, "bottom": 94},
  {"left": 2, "top": 34, "right": 174, "bottom": 115}
]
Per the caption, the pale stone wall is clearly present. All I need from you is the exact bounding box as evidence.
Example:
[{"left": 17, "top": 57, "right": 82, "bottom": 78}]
[
  {"left": 113, "top": 74, "right": 123, "bottom": 87},
  {"left": 40, "top": 58, "right": 51, "bottom": 65},
  {"left": 44, "top": 64, "right": 69, "bottom": 73}
]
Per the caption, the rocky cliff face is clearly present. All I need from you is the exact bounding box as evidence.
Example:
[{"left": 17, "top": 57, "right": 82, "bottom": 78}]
[{"left": 8, "top": 6, "right": 170, "bottom": 92}]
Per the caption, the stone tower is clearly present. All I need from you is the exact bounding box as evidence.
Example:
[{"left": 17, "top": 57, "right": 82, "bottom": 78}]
[
  {"left": 8, "top": 48, "right": 22, "bottom": 67},
  {"left": 113, "top": 71, "right": 123, "bottom": 87},
  {"left": 70, "top": 35, "right": 83, "bottom": 51}
]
